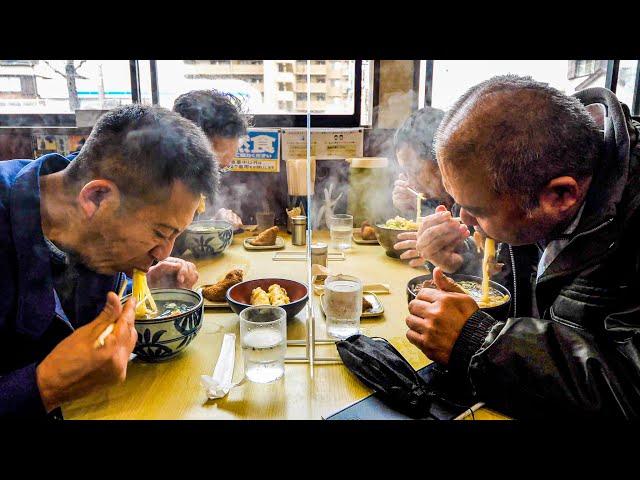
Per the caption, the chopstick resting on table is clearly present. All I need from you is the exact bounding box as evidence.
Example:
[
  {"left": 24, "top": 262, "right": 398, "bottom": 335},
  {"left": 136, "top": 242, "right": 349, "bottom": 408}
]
[{"left": 94, "top": 279, "right": 127, "bottom": 348}]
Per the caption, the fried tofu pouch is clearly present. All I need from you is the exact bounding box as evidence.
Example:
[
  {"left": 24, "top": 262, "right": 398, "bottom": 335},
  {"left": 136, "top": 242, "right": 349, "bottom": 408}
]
[
  {"left": 251, "top": 287, "right": 271, "bottom": 306},
  {"left": 268, "top": 284, "right": 290, "bottom": 306},
  {"left": 203, "top": 269, "right": 244, "bottom": 302},
  {"left": 250, "top": 226, "right": 279, "bottom": 246},
  {"left": 362, "top": 296, "right": 373, "bottom": 311}
]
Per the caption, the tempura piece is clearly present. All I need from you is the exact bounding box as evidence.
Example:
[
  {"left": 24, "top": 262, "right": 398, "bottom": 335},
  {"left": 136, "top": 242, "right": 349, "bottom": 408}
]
[
  {"left": 287, "top": 206, "right": 302, "bottom": 219},
  {"left": 133, "top": 268, "right": 158, "bottom": 320},
  {"left": 251, "top": 287, "right": 271, "bottom": 306},
  {"left": 203, "top": 269, "right": 244, "bottom": 302},
  {"left": 361, "top": 221, "right": 377, "bottom": 240},
  {"left": 268, "top": 284, "right": 290, "bottom": 306},
  {"left": 250, "top": 226, "right": 279, "bottom": 246}
]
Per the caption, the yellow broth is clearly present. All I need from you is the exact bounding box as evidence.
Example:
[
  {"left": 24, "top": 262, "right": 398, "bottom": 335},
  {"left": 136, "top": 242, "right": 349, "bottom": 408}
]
[
  {"left": 456, "top": 280, "right": 509, "bottom": 308},
  {"left": 411, "top": 279, "right": 509, "bottom": 309}
]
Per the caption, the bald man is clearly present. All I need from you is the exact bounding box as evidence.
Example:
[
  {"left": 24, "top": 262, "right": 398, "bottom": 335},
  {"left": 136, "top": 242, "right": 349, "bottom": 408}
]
[{"left": 403, "top": 75, "right": 640, "bottom": 419}]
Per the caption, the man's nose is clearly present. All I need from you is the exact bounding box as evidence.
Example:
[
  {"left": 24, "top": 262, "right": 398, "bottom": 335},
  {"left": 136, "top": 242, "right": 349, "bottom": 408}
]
[
  {"left": 150, "top": 239, "right": 175, "bottom": 262},
  {"left": 460, "top": 208, "right": 478, "bottom": 227}
]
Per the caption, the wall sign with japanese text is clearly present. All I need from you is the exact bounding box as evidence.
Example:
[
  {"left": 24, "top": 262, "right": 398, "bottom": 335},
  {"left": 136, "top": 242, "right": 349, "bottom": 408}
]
[
  {"left": 230, "top": 129, "right": 280, "bottom": 173},
  {"left": 281, "top": 128, "right": 364, "bottom": 160}
]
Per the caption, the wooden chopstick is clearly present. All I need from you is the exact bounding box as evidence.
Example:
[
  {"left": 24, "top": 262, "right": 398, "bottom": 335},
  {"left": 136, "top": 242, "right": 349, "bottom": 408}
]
[
  {"left": 94, "top": 279, "right": 128, "bottom": 348},
  {"left": 406, "top": 187, "right": 422, "bottom": 198}
]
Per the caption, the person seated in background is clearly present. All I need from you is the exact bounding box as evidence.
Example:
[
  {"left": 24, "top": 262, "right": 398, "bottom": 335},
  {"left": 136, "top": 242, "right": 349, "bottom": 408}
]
[
  {"left": 391, "top": 107, "right": 453, "bottom": 216},
  {"left": 404, "top": 75, "right": 640, "bottom": 418},
  {"left": 391, "top": 107, "right": 472, "bottom": 270},
  {"left": 172, "top": 89, "right": 249, "bottom": 230},
  {"left": 0, "top": 104, "right": 217, "bottom": 418}
]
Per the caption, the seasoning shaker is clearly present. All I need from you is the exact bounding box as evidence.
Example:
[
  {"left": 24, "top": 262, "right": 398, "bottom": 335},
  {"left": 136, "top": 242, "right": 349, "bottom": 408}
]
[
  {"left": 310, "top": 242, "right": 328, "bottom": 267},
  {"left": 291, "top": 215, "right": 307, "bottom": 246}
]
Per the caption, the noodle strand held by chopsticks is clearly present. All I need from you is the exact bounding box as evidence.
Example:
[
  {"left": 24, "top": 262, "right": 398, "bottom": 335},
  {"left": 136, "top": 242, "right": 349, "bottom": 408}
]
[
  {"left": 481, "top": 238, "right": 496, "bottom": 304},
  {"left": 416, "top": 194, "right": 423, "bottom": 224},
  {"left": 133, "top": 268, "right": 157, "bottom": 319}
]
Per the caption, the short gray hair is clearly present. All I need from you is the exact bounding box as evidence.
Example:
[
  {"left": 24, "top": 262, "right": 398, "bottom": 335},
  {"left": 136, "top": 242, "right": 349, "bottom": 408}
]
[
  {"left": 435, "top": 74, "right": 602, "bottom": 210},
  {"left": 65, "top": 104, "right": 219, "bottom": 206}
]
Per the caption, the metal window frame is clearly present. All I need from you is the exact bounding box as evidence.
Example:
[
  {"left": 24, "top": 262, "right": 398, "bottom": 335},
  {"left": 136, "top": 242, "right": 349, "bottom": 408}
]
[
  {"left": 605, "top": 60, "right": 620, "bottom": 93},
  {"left": 0, "top": 59, "right": 363, "bottom": 128},
  {"left": 633, "top": 61, "right": 640, "bottom": 117},
  {"left": 250, "top": 60, "right": 363, "bottom": 128}
]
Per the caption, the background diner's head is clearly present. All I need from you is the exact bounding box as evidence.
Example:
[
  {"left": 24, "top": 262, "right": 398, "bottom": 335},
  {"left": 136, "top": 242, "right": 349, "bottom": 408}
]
[
  {"left": 172, "top": 89, "right": 249, "bottom": 169},
  {"left": 434, "top": 74, "right": 602, "bottom": 245},
  {"left": 63, "top": 104, "right": 218, "bottom": 275},
  {"left": 394, "top": 106, "right": 449, "bottom": 201}
]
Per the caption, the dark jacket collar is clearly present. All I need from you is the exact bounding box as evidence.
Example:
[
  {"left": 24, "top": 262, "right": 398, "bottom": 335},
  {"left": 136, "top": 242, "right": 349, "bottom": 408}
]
[
  {"left": 538, "top": 118, "right": 632, "bottom": 282},
  {"left": 9, "top": 154, "right": 119, "bottom": 339}
]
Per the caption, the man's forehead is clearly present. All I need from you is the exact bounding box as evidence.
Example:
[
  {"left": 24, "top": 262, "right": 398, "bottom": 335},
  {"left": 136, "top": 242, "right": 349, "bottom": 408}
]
[{"left": 145, "top": 181, "right": 200, "bottom": 228}]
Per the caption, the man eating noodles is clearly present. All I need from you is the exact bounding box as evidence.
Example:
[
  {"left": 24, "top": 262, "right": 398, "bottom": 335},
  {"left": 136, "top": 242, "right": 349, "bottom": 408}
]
[
  {"left": 0, "top": 104, "right": 218, "bottom": 418},
  {"left": 402, "top": 75, "right": 640, "bottom": 418}
]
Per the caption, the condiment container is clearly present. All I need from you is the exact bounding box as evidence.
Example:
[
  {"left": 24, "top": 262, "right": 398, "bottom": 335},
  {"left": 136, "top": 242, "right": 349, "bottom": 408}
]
[
  {"left": 310, "top": 242, "right": 328, "bottom": 267},
  {"left": 292, "top": 215, "right": 307, "bottom": 246}
]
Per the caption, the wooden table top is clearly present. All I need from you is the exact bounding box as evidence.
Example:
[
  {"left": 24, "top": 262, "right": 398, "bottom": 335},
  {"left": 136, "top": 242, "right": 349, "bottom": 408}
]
[{"left": 63, "top": 230, "right": 509, "bottom": 420}]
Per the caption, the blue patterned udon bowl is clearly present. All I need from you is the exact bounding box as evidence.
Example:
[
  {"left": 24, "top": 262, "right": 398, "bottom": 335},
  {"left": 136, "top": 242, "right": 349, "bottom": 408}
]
[
  {"left": 123, "top": 288, "right": 204, "bottom": 362},
  {"left": 184, "top": 220, "right": 233, "bottom": 258}
]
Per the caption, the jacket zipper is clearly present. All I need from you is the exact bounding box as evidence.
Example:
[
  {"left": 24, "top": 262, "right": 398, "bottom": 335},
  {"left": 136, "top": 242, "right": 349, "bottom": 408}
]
[{"left": 509, "top": 244, "right": 517, "bottom": 317}]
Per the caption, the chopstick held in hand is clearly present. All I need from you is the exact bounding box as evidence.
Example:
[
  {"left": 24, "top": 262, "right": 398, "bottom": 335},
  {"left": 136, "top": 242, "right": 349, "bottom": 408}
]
[{"left": 94, "top": 280, "right": 128, "bottom": 348}]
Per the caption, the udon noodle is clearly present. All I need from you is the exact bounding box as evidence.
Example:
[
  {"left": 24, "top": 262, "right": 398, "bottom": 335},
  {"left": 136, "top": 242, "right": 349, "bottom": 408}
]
[
  {"left": 481, "top": 238, "right": 496, "bottom": 304},
  {"left": 133, "top": 268, "right": 158, "bottom": 319}
]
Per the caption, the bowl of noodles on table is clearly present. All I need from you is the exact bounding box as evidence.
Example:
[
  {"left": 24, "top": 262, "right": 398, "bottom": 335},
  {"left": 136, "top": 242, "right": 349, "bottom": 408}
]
[
  {"left": 407, "top": 273, "right": 511, "bottom": 322},
  {"left": 373, "top": 216, "right": 420, "bottom": 258},
  {"left": 120, "top": 269, "right": 204, "bottom": 362}
]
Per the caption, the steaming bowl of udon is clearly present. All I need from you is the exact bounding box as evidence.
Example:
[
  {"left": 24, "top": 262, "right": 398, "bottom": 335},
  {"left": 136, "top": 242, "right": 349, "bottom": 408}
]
[
  {"left": 407, "top": 274, "right": 511, "bottom": 321},
  {"left": 226, "top": 278, "right": 308, "bottom": 320},
  {"left": 183, "top": 220, "right": 234, "bottom": 258},
  {"left": 122, "top": 288, "right": 204, "bottom": 362},
  {"left": 374, "top": 216, "right": 420, "bottom": 258}
]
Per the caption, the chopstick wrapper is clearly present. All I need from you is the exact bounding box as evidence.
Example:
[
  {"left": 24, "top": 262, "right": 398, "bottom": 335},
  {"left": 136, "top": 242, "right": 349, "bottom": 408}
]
[{"left": 200, "top": 333, "right": 243, "bottom": 399}]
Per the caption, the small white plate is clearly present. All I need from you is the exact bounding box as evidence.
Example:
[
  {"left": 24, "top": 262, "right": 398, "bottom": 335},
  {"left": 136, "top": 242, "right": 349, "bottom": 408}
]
[
  {"left": 197, "top": 286, "right": 231, "bottom": 309},
  {"left": 319, "top": 292, "right": 384, "bottom": 318},
  {"left": 243, "top": 236, "right": 285, "bottom": 251},
  {"left": 353, "top": 229, "right": 379, "bottom": 245}
]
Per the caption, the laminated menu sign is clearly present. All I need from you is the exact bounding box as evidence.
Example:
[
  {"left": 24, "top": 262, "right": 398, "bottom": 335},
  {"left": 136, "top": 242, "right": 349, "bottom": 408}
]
[
  {"left": 281, "top": 128, "right": 364, "bottom": 160},
  {"left": 230, "top": 129, "right": 280, "bottom": 173}
]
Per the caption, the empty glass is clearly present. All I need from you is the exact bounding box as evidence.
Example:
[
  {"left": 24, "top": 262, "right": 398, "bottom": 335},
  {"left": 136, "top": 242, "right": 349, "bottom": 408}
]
[
  {"left": 240, "top": 306, "right": 287, "bottom": 383},
  {"left": 329, "top": 214, "right": 353, "bottom": 250},
  {"left": 324, "top": 274, "right": 363, "bottom": 339}
]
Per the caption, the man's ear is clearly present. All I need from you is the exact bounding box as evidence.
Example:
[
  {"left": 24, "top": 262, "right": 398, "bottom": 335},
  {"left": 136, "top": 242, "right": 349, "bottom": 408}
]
[
  {"left": 78, "top": 180, "right": 120, "bottom": 219},
  {"left": 538, "top": 176, "right": 582, "bottom": 216}
]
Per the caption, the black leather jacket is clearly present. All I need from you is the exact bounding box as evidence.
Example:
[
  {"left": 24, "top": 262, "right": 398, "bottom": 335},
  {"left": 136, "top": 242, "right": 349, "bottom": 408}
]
[{"left": 447, "top": 88, "right": 640, "bottom": 419}]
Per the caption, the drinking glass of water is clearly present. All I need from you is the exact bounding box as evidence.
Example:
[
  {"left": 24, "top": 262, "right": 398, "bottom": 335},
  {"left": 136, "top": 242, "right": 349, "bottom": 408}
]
[
  {"left": 329, "top": 214, "right": 353, "bottom": 250},
  {"left": 239, "top": 306, "right": 287, "bottom": 383},
  {"left": 323, "top": 274, "right": 363, "bottom": 339}
]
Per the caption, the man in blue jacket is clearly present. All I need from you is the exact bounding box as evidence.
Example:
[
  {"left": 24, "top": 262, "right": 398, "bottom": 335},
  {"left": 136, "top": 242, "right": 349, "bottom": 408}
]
[{"left": 0, "top": 104, "right": 218, "bottom": 418}]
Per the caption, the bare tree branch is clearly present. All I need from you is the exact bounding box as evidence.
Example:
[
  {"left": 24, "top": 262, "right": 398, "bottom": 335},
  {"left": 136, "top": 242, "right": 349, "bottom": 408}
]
[
  {"left": 76, "top": 60, "right": 87, "bottom": 70},
  {"left": 43, "top": 60, "right": 67, "bottom": 78}
]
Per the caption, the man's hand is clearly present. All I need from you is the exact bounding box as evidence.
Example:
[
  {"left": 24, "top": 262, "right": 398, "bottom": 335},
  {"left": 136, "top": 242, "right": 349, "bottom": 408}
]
[
  {"left": 215, "top": 208, "right": 243, "bottom": 231},
  {"left": 392, "top": 173, "right": 418, "bottom": 212},
  {"left": 147, "top": 257, "right": 199, "bottom": 289},
  {"left": 35, "top": 292, "right": 137, "bottom": 412},
  {"left": 405, "top": 267, "right": 478, "bottom": 365},
  {"left": 394, "top": 205, "right": 470, "bottom": 273}
]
